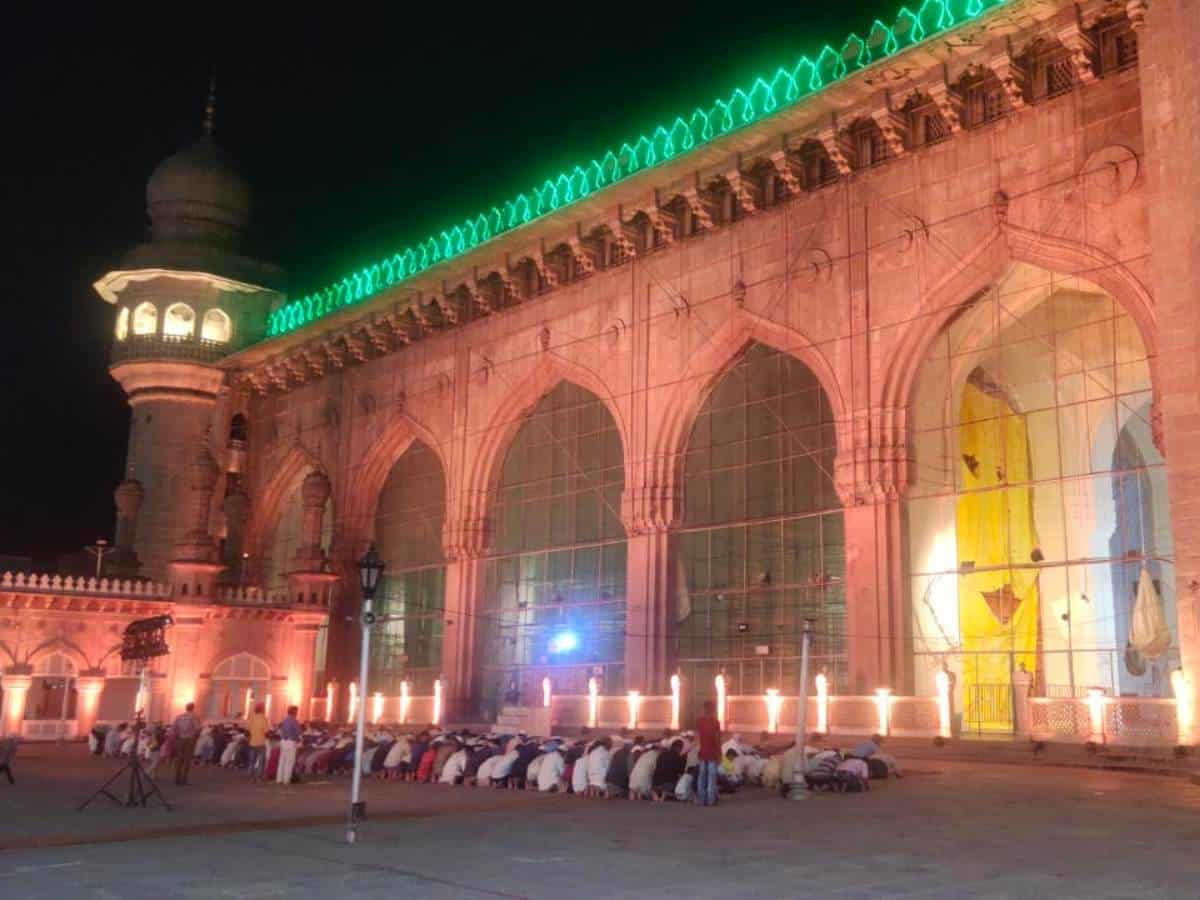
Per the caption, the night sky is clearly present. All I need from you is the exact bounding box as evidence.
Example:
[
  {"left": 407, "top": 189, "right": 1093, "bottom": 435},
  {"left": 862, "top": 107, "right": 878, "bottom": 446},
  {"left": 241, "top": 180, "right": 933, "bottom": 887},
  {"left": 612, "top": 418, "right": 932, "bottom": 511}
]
[{"left": 3, "top": 4, "right": 882, "bottom": 568}]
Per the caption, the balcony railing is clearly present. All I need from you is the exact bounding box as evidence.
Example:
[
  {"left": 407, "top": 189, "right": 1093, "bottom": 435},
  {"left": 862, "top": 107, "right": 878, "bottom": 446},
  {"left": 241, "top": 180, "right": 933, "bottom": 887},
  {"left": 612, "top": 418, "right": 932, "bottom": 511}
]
[{"left": 111, "top": 333, "right": 229, "bottom": 364}]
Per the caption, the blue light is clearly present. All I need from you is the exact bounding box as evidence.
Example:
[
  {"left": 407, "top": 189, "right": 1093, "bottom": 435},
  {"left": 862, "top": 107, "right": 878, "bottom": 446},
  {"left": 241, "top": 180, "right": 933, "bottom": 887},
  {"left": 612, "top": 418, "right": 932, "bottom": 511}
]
[{"left": 549, "top": 631, "right": 579, "bottom": 655}]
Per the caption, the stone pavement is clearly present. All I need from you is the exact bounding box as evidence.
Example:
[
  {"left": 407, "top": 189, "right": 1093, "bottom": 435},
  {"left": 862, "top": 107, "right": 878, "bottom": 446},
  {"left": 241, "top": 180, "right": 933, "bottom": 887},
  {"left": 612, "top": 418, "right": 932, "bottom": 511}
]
[{"left": 5, "top": 744, "right": 1200, "bottom": 897}]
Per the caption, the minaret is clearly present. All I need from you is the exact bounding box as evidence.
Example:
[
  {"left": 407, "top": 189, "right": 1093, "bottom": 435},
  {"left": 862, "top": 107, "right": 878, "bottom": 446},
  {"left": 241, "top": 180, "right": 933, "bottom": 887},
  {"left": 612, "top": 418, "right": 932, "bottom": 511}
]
[{"left": 97, "top": 80, "right": 285, "bottom": 582}]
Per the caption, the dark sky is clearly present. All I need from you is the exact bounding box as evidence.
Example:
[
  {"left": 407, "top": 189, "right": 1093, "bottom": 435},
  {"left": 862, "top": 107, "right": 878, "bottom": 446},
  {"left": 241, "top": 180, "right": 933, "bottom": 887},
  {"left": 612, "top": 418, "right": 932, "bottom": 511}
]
[{"left": 2, "top": 4, "right": 882, "bottom": 568}]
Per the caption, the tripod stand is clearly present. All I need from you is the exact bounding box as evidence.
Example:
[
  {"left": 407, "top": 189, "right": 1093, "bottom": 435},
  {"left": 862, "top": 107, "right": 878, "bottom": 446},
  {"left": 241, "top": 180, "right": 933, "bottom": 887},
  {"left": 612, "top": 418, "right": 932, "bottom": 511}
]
[{"left": 78, "top": 690, "right": 172, "bottom": 812}]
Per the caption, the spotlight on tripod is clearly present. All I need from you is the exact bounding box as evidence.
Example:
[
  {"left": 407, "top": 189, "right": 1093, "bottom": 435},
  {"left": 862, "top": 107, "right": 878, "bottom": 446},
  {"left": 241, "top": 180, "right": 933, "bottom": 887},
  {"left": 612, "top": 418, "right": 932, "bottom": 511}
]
[{"left": 78, "top": 615, "right": 173, "bottom": 812}]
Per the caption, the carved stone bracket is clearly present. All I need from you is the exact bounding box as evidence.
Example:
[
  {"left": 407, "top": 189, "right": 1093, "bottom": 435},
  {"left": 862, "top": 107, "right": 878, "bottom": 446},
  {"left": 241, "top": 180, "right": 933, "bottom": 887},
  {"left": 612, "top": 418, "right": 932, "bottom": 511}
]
[
  {"left": 768, "top": 151, "right": 802, "bottom": 196},
  {"left": 682, "top": 188, "right": 716, "bottom": 230},
  {"left": 442, "top": 510, "right": 489, "bottom": 561},
  {"left": 990, "top": 50, "right": 1028, "bottom": 110},
  {"left": 817, "top": 127, "right": 855, "bottom": 176},
  {"left": 927, "top": 79, "right": 965, "bottom": 134},
  {"left": 566, "top": 236, "right": 597, "bottom": 276},
  {"left": 610, "top": 216, "right": 640, "bottom": 259},
  {"left": 1058, "top": 22, "right": 1098, "bottom": 84},
  {"left": 871, "top": 105, "right": 910, "bottom": 158},
  {"left": 1125, "top": 0, "right": 1148, "bottom": 30},
  {"left": 643, "top": 206, "right": 678, "bottom": 245},
  {"left": 726, "top": 170, "right": 762, "bottom": 214}
]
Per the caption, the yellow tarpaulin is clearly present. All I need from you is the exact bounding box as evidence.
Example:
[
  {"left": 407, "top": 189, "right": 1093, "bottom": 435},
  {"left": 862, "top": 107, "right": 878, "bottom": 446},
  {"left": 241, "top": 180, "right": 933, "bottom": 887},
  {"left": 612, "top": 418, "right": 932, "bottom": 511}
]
[{"left": 957, "top": 374, "right": 1039, "bottom": 731}]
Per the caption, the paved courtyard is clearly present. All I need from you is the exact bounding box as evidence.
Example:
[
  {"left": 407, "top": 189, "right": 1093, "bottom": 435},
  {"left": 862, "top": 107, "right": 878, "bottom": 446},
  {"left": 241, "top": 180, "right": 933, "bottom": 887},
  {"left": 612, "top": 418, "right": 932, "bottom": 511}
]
[{"left": 4, "top": 745, "right": 1200, "bottom": 898}]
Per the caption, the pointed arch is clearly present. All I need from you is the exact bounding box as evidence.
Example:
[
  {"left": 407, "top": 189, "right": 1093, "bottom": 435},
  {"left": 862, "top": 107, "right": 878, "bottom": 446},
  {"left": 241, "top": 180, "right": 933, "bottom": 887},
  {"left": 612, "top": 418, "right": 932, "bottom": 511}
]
[
  {"left": 245, "top": 443, "right": 325, "bottom": 564},
  {"left": 462, "top": 354, "right": 630, "bottom": 525},
  {"left": 650, "top": 309, "right": 849, "bottom": 500},
  {"left": 881, "top": 225, "right": 1159, "bottom": 422},
  {"left": 344, "top": 411, "right": 449, "bottom": 555}
]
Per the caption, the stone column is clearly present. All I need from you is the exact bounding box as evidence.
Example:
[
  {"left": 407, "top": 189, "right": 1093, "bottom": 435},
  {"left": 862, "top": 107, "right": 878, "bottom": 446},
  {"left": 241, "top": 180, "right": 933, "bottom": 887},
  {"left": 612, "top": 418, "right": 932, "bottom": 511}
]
[
  {"left": 168, "top": 441, "right": 224, "bottom": 598},
  {"left": 621, "top": 484, "right": 679, "bottom": 696},
  {"left": 1138, "top": 0, "right": 1200, "bottom": 743},
  {"left": 111, "top": 477, "right": 144, "bottom": 577},
  {"left": 0, "top": 667, "right": 33, "bottom": 738},
  {"left": 293, "top": 471, "right": 332, "bottom": 572},
  {"left": 836, "top": 435, "right": 912, "bottom": 696},
  {"left": 441, "top": 510, "right": 489, "bottom": 718},
  {"left": 222, "top": 487, "right": 250, "bottom": 569},
  {"left": 167, "top": 615, "right": 205, "bottom": 716},
  {"left": 75, "top": 668, "right": 107, "bottom": 737}
]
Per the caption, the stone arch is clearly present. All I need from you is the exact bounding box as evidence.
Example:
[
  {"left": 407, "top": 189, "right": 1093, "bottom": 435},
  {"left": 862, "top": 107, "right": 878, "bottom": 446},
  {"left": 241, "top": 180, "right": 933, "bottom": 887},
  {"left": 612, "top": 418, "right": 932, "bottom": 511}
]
[
  {"left": 649, "top": 309, "right": 850, "bottom": 505},
  {"left": 461, "top": 354, "right": 630, "bottom": 537},
  {"left": 209, "top": 651, "right": 273, "bottom": 680},
  {"left": 343, "top": 411, "right": 450, "bottom": 557},
  {"left": 880, "top": 225, "right": 1159, "bottom": 432},
  {"left": 26, "top": 640, "right": 88, "bottom": 674},
  {"left": 244, "top": 443, "right": 326, "bottom": 566}
]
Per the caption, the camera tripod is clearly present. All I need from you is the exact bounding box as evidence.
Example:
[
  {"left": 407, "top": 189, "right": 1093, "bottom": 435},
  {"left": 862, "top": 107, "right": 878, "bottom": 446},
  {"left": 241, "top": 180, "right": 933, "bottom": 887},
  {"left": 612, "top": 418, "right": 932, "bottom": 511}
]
[{"left": 77, "top": 717, "right": 171, "bottom": 811}]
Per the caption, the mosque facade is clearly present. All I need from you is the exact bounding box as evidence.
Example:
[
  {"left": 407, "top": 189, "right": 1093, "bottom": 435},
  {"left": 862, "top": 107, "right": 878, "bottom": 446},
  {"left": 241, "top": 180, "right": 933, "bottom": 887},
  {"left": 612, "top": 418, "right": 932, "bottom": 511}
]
[{"left": 4, "top": 0, "right": 1200, "bottom": 745}]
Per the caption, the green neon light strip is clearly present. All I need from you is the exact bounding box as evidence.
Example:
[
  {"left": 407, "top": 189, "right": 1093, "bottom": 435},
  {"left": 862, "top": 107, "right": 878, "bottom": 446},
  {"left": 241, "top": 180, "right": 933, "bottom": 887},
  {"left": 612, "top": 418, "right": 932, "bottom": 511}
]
[{"left": 268, "top": 0, "right": 1004, "bottom": 338}]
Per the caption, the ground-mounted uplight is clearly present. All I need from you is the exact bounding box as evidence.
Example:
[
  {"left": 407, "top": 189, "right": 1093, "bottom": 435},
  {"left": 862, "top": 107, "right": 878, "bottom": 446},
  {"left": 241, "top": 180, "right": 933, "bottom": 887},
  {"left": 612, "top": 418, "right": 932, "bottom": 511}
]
[
  {"left": 815, "top": 673, "right": 829, "bottom": 734},
  {"left": 588, "top": 677, "right": 599, "bottom": 728},
  {"left": 935, "top": 669, "right": 952, "bottom": 738},
  {"left": 1171, "top": 669, "right": 1193, "bottom": 745},
  {"left": 348, "top": 681, "right": 359, "bottom": 725},
  {"left": 765, "top": 688, "right": 782, "bottom": 734},
  {"left": 372, "top": 691, "right": 384, "bottom": 725},
  {"left": 433, "top": 677, "right": 444, "bottom": 727},
  {"left": 1086, "top": 687, "right": 1106, "bottom": 741},
  {"left": 670, "top": 673, "right": 681, "bottom": 731},
  {"left": 874, "top": 688, "right": 892, "bottom": 736},
  {"left": 715, "top": 673, "right": 727, "bottom": 730},
  {"left": 326, "top": 681, "right": 335, "bottom": 722},
  {"left": 400, "top": 680, "right": 411, "bottom": 725},
  {"left": 627, "top": 690, "right": 641, "bottom": 729},
  {"left": 542, "top": 676, "right": 552, "bottom": 709}
]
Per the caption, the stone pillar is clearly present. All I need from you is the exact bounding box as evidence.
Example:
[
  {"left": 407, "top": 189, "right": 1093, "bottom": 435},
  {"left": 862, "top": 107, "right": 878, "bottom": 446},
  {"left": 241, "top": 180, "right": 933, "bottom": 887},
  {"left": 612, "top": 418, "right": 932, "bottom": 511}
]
[
  {"left": 1138, "top": 0, "right": 1200, "bottom": 743},
  {"left": 111, "top": 477, "right": 144, "bottom": 577},
  {"left": 167, "top": 615, "right": 205, "bottom": 716},
  {"left": 288, "top": 621, "right": 324, "bottom": 715},
  {"left": 293, "top": 471, "right": 332, "bottom": 572},
  {"left": 441, "top": 511, "right": 489, "bottom": 718},
  {"left": 836, "top": 430, "right": 912, "bottom": 696},
  {"left": 222, "top": 487, "right": 250, "bottom": 569},
  {"left": 75, "top": 668, "right": 107, "bottom": 737},
  {"left": 621, "top": 485, "right": 679, "bottom": 696},
  {"left": 168, "top": 441, "right": 224, "bottom": 598},
  {"left": 0, "top": 667, "right": 33, "bottom": 737}
]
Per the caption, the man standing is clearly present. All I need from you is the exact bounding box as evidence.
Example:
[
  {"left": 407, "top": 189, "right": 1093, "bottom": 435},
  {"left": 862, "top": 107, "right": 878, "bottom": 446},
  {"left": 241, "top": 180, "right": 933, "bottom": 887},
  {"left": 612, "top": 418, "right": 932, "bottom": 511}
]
[
  {"left": 695, "top": 699, "right": 722, "bottom": 807},
  {"left": 276, "top": 705, "right": 302, "bottom": 786},
  {"left": 247, "top": 702, "right": 269, "bottom": 780},
  {"left": 172, "top": 703, "right": 201, "bottom": 787}
]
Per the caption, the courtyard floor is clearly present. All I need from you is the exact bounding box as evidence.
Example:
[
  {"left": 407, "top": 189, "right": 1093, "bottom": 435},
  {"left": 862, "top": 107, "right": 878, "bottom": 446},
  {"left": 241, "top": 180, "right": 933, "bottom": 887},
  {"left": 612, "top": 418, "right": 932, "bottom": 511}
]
[{"left": 4, "top": 744, "right": 1200, "bottom": 898}]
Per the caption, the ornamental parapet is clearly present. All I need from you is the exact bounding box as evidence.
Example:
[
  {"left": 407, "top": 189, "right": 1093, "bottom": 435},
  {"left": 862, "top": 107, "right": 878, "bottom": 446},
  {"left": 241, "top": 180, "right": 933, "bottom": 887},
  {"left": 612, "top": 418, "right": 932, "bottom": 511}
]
[
  {"left": 0, "top": 571, "right": 173, "bottom": 598},
  {"left": 230, "top": 0, "right": 1139, "bottom": 393},
  {"left": 111, "top": 333, "right": 229, "bottom": 365}
]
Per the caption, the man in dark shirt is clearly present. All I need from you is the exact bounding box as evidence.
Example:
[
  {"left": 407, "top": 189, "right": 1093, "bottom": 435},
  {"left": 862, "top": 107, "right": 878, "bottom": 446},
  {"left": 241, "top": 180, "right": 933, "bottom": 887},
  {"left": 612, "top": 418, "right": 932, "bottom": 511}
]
[
  {"left": 651, "top": 739, "right": 686, "bottom": 802},
  {"left": 695, "top": 699, "right": 722, "bottom": 806},
  {"left": 172, "top": 703, "right": 200, "bottom": 786},
  {"left": 605, "top": 737, "right": 636, "bottom": 798}
]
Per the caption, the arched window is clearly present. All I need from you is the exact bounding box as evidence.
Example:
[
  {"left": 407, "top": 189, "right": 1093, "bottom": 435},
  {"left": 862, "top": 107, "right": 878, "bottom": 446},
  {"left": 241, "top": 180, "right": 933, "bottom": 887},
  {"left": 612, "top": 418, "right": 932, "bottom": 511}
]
[
  {"left": 675, "top": 343, "right": 844, "bottom": 717},
  {"left": 209, "top": 653, "right": 271, "bottom": 720},
  {"left": 264, "top": 474, "right": 331, "bottom": 593},
  {"left": 132, "top": 302, "right": 158, "bottom": 336},
  {"left": 26, "top": 651, "right": 78, "bottom": 723},
  {"left": 479, "top": 382, "right": 626, "bottom": 711},
  {"left": 371, "top": 441, "right": 447, "bottom": 694},
  {"left": 115, "top": 307, "right": 130, "bottom": 341},
  {"left": 907, "top": 263, "right": 1175, "bottom": 733},
  {"left": 201, "top": 308, "right": 232, "bottom": 343},
  {"left": 163, "top": 303, "right": 196, "bottom": 338}
]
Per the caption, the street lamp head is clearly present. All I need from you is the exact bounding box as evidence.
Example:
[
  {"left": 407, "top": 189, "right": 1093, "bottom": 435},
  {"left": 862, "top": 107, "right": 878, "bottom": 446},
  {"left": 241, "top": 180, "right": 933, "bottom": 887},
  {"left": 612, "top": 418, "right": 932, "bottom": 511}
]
[{"left": 357, "top": 543, "right": 386, "bottom": 598}]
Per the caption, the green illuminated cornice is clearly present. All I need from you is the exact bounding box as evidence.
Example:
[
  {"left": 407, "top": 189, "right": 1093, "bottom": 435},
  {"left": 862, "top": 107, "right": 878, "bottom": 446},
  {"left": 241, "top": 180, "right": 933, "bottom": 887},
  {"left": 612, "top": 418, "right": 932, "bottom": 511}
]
[{"left": 267, "top": 0, "right": 1004, "bottom": 339}]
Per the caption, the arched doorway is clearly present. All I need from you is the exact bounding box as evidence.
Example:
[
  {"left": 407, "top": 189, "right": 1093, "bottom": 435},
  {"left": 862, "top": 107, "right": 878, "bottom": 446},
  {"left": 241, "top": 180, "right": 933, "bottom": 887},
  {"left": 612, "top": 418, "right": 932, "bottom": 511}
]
[
  {"left": 208, "top": 653, "right": 272, "bottom": 720},
  {"left": 906, "top": 263, "right": 1175, "bottom": 733},
  {"left": 476, "top": 381, "right": 627, "bottom": 718},
  {"left": 371, "top": 440, "right": 447, "bottom": 695},
  {"left": 24, "top": 651, "right": 78, "bottom": 739},
  {"left": 262, "top": 474, "right": 332, "bottom": 595},
  {"left": 674, "top": 342, "right": 845, "bottom": 721}
]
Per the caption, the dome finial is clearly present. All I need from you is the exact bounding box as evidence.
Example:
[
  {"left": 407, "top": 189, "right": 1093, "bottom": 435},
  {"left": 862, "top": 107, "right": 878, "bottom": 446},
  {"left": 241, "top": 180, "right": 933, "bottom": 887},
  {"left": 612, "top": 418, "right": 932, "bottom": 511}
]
[{"left": 202, "top": 68, "right": 217, "bottom": 138}]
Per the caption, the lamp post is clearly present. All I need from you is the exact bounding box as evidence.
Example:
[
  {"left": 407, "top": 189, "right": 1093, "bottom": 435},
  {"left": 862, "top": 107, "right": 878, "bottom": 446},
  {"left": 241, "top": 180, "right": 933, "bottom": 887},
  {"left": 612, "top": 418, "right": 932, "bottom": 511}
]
[
  {"left": 347, "top": 543, "right": 384, "bottom": 845},
  {"left": 85, "top": 539, "right": 113, "bottom": 580}
]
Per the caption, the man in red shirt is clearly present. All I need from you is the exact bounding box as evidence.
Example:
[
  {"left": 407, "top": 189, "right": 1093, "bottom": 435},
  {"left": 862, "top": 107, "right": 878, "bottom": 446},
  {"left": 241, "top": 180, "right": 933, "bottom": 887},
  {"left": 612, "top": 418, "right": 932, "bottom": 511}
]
[{"left": 695, "top": 699, "right": 722, "bottom": 806}]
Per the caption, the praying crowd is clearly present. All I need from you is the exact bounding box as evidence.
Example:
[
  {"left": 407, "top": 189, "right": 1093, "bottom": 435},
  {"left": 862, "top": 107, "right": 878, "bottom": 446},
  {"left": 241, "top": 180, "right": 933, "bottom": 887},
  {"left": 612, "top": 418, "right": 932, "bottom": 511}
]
[{"left": 87, "top": 698, "right": 904, "bottom": 801}]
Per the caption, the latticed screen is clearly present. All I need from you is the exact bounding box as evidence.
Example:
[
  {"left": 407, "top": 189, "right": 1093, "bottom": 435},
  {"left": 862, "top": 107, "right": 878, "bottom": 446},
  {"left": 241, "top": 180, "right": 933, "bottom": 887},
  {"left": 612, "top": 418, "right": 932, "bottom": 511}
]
[
  {"left": 372, "top": 440, "right": 447, "bottom": 693},
  {"left": 907, "top": 264, "right": 1176, "bottom": 733},
  {"left": 674, "top": 343, "right": 846, "bottom": 710},
  {"left": 479, "top": 382, "right": 627, "bottom": 701}
]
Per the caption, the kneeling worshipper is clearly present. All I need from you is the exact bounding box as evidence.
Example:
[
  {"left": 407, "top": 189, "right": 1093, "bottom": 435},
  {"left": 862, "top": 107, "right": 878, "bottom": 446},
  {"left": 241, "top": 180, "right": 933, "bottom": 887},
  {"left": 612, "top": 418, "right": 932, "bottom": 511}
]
[
  {"left": 524, "top": 748, "right": 546, "bottom": 789},
  {"left": 407, "top": 732, "right": 431, "bottom": 781},
  {"left": 104, "top": 724, "right": 125, "bottom": 757},
  {"left": 465, "top": 739, "right": 499, "bottom": 785},
  {"left": 381, "top": 734, "right": 410, "bottom": 780},
  {"left": 605, "top": 736, "right": 636, "bottom": 798},
  {"left": 836, "top": 756, "right": 869, "bottom": 792},
  {"left": 628, "top": 743, "right": 658, "bottom": 799},
  {"left": 439, "top": 741, "right": 469, "bottom": 784},
  {"left": 509, "top": 738, "right": 541, "bottom": 789},
  {"left": 651, "top": 740, "right": 687, "bottom": 802},
  {"left": 489, "top": 743, "right": 521, "bottom": 787},
  {"left": 586, "top": 737, "right": 613, "bottom": 797},
  {"left": 804, "top": 749, "right": 843, "bottom": 791},
  {"left": 537, "top": 744, "right": 566, "bottom": 792},
  {"left": 571, "top": 740, "right": 594, "bottom": 795}
]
